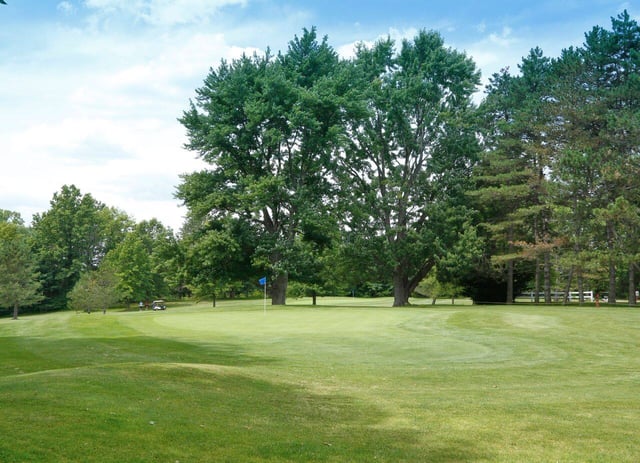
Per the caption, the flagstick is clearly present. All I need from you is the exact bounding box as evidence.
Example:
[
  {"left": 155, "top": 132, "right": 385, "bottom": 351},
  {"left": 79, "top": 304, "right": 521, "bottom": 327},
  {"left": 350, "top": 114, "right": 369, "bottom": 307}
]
[{"left": 263, "top": 279, "right": 267, "bottom": 315}]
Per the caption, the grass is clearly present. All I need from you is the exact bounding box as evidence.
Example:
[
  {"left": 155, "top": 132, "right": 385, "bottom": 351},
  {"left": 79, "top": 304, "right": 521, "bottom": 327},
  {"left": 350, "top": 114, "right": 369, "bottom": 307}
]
[{"left": 1, "top": 298, "right": 639, "bottom": 462}]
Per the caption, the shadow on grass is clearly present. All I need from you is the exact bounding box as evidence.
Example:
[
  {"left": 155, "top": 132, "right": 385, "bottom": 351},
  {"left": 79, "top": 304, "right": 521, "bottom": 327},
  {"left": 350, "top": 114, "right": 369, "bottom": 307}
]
[
  {"left": 0, "top": 362, "right": 488, "bottom": 462},
  {"left": 0, "top": 334, "right": 274, "bottom": 378}
]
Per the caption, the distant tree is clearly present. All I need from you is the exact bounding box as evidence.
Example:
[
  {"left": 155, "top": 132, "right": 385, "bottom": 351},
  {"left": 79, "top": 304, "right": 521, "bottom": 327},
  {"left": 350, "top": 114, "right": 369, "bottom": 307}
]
[
  {"left": 472, "top": 67, "right": 536, "bottom": 303},
  {"left": 132, "top": 219, "right": 178, "bottom": 297},
  {"left": 416, "top": 268, "right": 463, "bottom": 305},
  {"left": 0, "top": 222, "right": 43, "bottom": 319},
  {"left": 67, "top": 266, "right": 120, "bottom": 314},
  {"left": 30, "top": 185, "right": 131, "bottom": 310},
  {"left": 0, "top": 209, "right": 23, "bottom": 224},
  {"left": 104, "top": 234, "right": 154, "bottom": 305},
  {"left": 181, "top": 216, "right": 257, "bottom": 304}
]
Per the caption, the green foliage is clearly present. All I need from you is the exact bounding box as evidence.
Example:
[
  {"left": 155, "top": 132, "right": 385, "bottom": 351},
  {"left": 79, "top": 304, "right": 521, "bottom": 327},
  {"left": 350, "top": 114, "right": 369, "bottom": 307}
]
[
  {"left": 30, "top": 185, "right": 130, "bottom": 310},
  {"left": 104, "top": 234, "right": 154, "bottom": 304},
  {"left": 18, "top": 14, "right": 640, "bottom": 309},
  {"left": 0, "top": 209, "right": 23, "bottom": 225},
  {"left": 178, "top": 28, "right": 349, "bottom": 305},
  {"left": 547, "top": 10, "right": 640, "bottom": 303},
  {"left": 340, "top": 30, "right": 481, "bottom": 306},
  {"left": 181, "top": 216, "right": 257, "bottom": 299},
  {"left": 467, "top": 11, "right": 640, "bottom": 304},
  {"left": 415, "top": 268, "right": 461, "bottom": 302},
  {"left": 67, "top": 266, "right": 120, "bottom": 314},
  {"left": 132, "top": 219, "right": 181, "bottom": 298},
  {"left": 0, "top": 221, "right": 43, "bottom": 318}
]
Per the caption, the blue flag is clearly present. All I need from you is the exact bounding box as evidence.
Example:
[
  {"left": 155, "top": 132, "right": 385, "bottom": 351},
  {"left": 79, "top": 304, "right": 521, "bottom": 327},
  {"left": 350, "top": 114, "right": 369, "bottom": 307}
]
[{"left": 259, "top": 277, "right": 267, "bottom": 286}]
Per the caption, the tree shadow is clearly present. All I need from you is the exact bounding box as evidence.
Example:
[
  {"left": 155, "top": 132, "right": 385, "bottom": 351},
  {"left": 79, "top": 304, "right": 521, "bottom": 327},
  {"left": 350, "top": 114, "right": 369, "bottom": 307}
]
[
  {"left": 0, "top": 359, "right": 490, "bottom": 462},
  {"left": 0, "top": 334, "right": 491, "bottom": 462}
]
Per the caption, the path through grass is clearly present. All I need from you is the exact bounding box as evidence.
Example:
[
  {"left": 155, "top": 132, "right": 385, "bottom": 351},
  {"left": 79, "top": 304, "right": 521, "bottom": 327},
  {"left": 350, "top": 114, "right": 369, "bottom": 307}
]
[{"left": 0, "top": 299, "right": 638, "bottom": 462}]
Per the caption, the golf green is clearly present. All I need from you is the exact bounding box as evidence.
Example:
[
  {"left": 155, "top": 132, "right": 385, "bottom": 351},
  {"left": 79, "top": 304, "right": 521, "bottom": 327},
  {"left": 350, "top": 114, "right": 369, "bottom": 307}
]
[{"left": 0, "top": 299, "right": 638, "bottom": 462}]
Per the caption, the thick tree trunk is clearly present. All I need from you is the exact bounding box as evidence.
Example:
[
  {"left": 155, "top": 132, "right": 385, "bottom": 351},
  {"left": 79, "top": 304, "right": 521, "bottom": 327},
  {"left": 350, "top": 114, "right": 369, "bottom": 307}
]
[
  {"left": 392, "top": 265, "right": 413, "bottom": 307},
  {"left": 12, "top": 303, "right": 18, "bottom": 320},
  {"left": 392, "top": 260, "right": 434, "bottom": 307},
  {"left": 271, "top": 273, "right": 288, "bottom": 305},
  {"left": 393, "top": 275, "right": 411, "bottom": 307}
]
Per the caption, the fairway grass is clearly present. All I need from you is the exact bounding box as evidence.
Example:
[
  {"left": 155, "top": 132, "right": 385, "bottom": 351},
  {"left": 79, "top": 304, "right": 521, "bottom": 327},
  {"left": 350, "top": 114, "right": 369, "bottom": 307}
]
[{"left": 1, "top": 299, "right": 639, "bottom": 462}]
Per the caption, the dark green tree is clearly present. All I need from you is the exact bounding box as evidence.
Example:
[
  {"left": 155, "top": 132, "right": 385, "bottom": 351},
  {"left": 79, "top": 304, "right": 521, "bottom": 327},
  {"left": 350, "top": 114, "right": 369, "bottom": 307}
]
[
  {"left": 30, "top": 185, "right": 119, "bottom": 310},
  {"left": 340, "top": 31, "right": 480, "bottom": 306},
  {"left": 178, "top": 28, "right": 347, "bottom": 305},
  {"left": 0, "top": 221, "right": 43, "bottom": 319},
  {"left": 68, "top": 266, "right": 120, "bottom": 314},
  {"left": 103, "top": 233, "right": 154, "bottom": 305},
  {"left": 181, "top": 216, "right": 256, "bottom": 304},
  {"left": 550, "top": 11, "right": 640, "bottom": 304},
  {"left": 473, "top": 48, "right": 557, "bottom": 304},
  {"left": 471, "top": 67, "right": 538, "bottom": 303},
  {"left": 132, "top": 219, "right": 180, "bottom": 298}
]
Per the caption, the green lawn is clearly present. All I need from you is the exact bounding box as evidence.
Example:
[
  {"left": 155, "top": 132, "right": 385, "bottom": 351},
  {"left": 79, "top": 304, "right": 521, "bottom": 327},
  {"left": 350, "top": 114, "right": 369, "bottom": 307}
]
[{"left": 1, "top": 298, "right": 639, "bottom": 462}]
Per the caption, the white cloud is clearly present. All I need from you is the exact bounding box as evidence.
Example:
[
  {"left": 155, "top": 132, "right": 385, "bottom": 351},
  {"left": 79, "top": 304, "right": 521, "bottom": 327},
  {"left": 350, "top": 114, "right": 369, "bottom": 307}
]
[
  {"left": 4, "top": 0, "right": 625, "bottom": 230},
  {"left": 464, "top": 26, "right": 525, "bottom": 83},
  {"left": 336, "top": 26, "right": 419, "bottom": 59},
  {"left": 57, "top": 1, "right": 75, "bottom": 14},
  {"left": 83, "top": 0, "right": 248, "bottom": 26},
  {"left": 488, "top": 26, "right": 516, "bottom": 48}
]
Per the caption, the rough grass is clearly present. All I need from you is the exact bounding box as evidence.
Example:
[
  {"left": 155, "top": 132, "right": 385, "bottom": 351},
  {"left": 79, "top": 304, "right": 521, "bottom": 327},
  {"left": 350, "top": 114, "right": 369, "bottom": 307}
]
[{"left": 0, "top": 298, "right": 639, "bottom": 462}]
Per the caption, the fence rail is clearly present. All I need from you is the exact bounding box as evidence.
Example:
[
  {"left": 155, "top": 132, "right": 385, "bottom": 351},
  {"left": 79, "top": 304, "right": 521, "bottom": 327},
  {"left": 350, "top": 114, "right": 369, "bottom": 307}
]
[{"left": 522, "top": 290, "right": 594, "bottom": 302}]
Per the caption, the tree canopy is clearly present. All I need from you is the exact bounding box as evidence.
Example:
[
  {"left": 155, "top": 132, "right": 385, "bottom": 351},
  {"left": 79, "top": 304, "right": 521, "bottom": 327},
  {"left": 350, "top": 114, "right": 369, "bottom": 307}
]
[
  {"left": 178, "top": 28, "right": 348, "bottom": 305},
  {"left": 0, "top": 221, "right": 43, "bottom": 319},
  {"left": 3, "top": 13, "right": 640, "bottom": 313}
]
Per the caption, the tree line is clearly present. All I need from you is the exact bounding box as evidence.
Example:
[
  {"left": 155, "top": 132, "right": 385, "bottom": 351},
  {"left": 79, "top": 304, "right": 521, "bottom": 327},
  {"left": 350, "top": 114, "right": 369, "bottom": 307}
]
[{"left": 1, "top": 11, "right": 639, "bottom": 316}]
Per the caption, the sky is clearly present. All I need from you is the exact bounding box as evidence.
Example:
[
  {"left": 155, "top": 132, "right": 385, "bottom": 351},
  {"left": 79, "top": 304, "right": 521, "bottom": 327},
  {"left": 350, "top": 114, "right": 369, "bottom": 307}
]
[{"left": 1, "top": 0, "right": 638, "bottom": 232}]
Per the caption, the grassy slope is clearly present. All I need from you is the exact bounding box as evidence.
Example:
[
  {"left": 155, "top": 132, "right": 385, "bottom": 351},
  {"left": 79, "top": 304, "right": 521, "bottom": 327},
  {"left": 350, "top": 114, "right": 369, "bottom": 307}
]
[{"left": 0, "top": 299, "right": 638, "bottom": 462}]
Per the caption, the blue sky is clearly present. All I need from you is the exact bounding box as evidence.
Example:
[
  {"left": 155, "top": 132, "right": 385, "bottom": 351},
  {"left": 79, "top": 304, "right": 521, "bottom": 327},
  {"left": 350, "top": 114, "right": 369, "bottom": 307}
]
[{"left": 1, "top": 0, "right": 637, "bottom": 231}]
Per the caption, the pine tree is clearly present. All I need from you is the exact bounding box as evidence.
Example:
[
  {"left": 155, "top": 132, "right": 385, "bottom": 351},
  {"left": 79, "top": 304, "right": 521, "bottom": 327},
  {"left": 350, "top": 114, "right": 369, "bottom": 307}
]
[{"left": 0, "top": 222, "right": 43, "bottom": 319}]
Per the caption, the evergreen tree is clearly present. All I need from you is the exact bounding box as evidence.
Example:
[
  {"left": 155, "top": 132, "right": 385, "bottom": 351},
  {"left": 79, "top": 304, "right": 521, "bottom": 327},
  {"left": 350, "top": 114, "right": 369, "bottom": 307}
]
[
  {"left": 0, "top": 222, "right": 43, "bottom": 319},
  {"left": 68, "top": 266, "right": 120, "bottom": 314},
  {"left": 551, "top": 11, "right": 640, "bottom": 304}
]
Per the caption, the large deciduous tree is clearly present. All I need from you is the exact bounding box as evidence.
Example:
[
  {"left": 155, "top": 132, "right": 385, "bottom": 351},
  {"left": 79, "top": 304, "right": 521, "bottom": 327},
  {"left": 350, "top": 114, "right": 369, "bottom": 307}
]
[
  {"left": 178, "top": 28, "right": 347, "bottom": 305},
  {"left": 67, "top": 266, "right": 120, "bottom": 314},
  {"left": 339, "top": 31, "right": 480, "bottom": 306}
]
